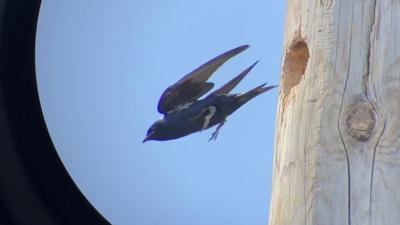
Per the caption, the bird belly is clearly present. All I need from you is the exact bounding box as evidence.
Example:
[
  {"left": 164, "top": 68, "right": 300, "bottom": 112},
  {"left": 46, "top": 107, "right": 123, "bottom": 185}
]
[{"left": 163, "top": 105, "right": 225, "bottom": 139}]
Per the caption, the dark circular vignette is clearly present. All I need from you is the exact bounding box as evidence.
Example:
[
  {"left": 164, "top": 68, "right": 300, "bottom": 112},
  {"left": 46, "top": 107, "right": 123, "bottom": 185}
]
[{"left": 0, "top": 1, "right": 111, "bottom": 224}]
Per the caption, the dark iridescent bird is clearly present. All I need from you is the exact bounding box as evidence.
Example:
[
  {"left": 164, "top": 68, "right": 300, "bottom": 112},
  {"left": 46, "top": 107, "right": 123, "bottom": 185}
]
[{"left": 143, "top": 45, "right": 277, "bottom": 142}]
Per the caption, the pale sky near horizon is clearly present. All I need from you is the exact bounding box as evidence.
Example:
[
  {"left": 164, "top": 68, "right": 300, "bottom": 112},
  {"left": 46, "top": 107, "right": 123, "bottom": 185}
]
[{"left": 36, "top": 1, "right": 285, "bottom": 225}]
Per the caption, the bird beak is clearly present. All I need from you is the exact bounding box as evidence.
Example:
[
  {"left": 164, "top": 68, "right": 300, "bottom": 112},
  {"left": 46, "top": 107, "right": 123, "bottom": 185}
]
[
  {"left": 142, "top": 133, "right": 153, "bottom": 143},
  {"left": 142, "top": 136, "right": 150, "bottom": 143}
]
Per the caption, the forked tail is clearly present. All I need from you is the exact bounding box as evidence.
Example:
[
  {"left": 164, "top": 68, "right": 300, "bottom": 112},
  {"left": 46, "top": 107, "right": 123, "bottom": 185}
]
[{"left": 236, "top": 83, "right": 278, "bottom": 106}]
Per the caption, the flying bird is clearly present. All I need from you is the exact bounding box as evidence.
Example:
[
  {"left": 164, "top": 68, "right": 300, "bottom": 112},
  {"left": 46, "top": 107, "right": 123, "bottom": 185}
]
[{"left": 143, "top": 45, "right": 276, "bottom": 142}]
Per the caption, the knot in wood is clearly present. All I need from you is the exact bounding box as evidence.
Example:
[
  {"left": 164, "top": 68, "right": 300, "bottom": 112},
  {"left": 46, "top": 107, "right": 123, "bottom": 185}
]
[{"left": 346, "top": 102, "right": 375, "bottom": 142}]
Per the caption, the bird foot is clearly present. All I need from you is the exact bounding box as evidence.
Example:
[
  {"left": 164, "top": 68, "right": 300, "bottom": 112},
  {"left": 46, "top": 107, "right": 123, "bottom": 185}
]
[{"left": 208, "top": 120, "right": 226, "bottom": 142}]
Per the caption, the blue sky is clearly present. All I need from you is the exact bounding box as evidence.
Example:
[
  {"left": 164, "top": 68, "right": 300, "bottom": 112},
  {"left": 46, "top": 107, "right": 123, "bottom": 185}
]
[{"left": 36, "top": 1, "right": 285, "bottom": 225}]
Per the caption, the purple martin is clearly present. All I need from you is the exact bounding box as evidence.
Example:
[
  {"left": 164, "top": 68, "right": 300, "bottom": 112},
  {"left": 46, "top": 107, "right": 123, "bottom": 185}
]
[{"left": 143, "top": 45, "right": 276, "bottom": 142}]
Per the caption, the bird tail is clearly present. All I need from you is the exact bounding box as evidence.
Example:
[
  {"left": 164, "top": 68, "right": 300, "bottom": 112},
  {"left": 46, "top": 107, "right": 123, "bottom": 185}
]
[
  {"left": 209, "top": 61, "right": 259, "bottom": 96},
  {"left": 236, "top": 83, "right": 277, "bottom": 106}
]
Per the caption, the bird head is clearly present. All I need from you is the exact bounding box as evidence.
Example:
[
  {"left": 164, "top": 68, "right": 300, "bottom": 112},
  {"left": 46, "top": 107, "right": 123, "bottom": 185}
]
[{"left": 143, "top": 118, "right": 166, "bottom": 143}]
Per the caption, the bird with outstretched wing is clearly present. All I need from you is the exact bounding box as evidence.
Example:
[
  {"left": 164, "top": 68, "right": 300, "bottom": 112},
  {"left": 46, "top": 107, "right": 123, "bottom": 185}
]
[{"left": 143, "top": 45, "right": 277, "bottom": 142}]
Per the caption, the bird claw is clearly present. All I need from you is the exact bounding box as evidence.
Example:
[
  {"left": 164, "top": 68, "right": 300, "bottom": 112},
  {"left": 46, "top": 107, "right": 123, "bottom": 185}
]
[
  {"left": 208, "top": 120, "right": 226, "bottom": 142},
  {"left": 208, "top": 131, "right": 219, "bottom": 142}
]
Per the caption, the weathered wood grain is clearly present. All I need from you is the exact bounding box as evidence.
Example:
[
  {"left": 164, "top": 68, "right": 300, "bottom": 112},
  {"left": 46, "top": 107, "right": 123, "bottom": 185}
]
[{"left": 269, "top": 0, "right": 400, "bottom": 225}]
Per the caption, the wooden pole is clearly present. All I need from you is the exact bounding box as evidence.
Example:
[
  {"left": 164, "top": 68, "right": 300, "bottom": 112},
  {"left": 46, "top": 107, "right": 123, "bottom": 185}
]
[{"left": 269, "top": 0, "right": 400, "bottom": 224}]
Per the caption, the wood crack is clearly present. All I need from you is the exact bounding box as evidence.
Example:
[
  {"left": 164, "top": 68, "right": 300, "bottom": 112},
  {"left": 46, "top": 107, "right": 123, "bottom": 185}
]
[
  {"left": 369, "top": 120, "right": 385, "bottom": 224},
  {"left": 337, "top": 0, "right": 354, "bottom": 224},
  {"left": 364, "top": 0, "right": 377, "bottom": 98},
  {"left": 364, "top": 2, "right": 388, "bottom": 224}
]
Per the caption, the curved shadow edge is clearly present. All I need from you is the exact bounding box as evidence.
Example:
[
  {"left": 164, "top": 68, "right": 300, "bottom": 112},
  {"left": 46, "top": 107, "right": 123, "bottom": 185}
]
[{"left": 0, "top": 1, "right": 111, "bottom": 224}]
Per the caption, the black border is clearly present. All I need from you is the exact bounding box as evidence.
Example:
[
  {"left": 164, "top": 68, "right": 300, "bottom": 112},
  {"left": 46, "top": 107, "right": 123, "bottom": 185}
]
[{"left": 0, "top": 1, "right": 111, "bottom": 224}]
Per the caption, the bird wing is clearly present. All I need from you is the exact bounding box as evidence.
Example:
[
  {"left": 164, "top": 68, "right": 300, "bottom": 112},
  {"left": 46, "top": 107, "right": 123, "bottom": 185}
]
[
  {"left": 208, "top": 61, "right": 259, "bottom": 96},
  {"left": 157, "top": 45, "right": 250, "bottom": 114}
]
